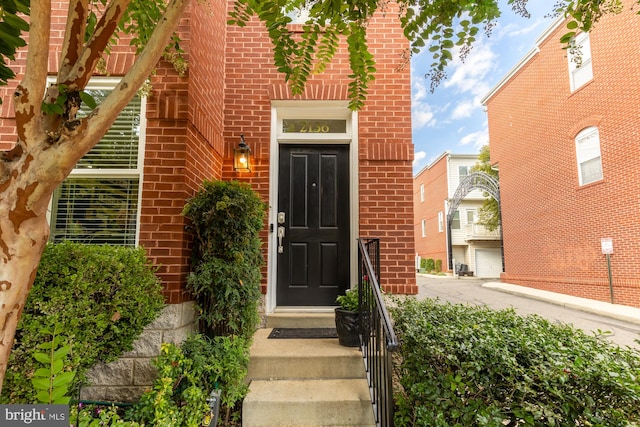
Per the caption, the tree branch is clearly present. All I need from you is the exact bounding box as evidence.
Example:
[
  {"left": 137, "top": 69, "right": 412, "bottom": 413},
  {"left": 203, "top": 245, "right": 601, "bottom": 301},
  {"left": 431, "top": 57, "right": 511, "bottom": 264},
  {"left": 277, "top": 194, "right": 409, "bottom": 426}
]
[
  {"left": 58, "top": 0, "right": 90, "bottom": 82},
  {"left": 15, "top": 0, "right": 51, "bottom": 145},
  {"left": 80, "top": 0, "right": 191, "bottom": 151},
  {"left": 61, "top": 0, "right": 132, "bottom": 90}
]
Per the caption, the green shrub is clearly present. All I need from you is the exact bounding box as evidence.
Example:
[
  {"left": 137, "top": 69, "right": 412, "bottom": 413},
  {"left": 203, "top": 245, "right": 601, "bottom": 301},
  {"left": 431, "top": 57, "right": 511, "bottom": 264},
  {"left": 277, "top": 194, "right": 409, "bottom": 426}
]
[
  {"left": 435, "top": 259, "right": 442, "bottom": 272},
  {"left": 127, "top": 333, "right": 250, "bottom": 426},
  {"left": 2, "top": 242, "right": 165, "bottom": 404},
  {"left": 419, "top": 258, "right": 427, "bottom": 270},
  {"left": 391, "top": 298, "right": 640, "bottom": 426},
  {"left": 425, "top": 258, "right": 435, "bottom": 272},
  {"left": 183, "top": 180, "right": 266, "bottom": 339}
]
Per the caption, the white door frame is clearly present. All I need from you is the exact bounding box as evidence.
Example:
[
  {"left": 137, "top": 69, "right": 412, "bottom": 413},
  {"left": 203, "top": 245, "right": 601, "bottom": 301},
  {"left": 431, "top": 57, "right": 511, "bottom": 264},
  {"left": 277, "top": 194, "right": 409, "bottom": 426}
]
[{"left": 266, "top": 100, "right": 359, "bottom": 313}]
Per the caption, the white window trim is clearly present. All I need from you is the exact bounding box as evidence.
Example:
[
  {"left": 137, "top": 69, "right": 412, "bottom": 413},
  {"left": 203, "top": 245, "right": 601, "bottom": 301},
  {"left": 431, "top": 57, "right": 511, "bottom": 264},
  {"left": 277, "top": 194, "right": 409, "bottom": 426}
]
[
  {"left": 47, "top": 77, "right": 146, "bottom": 245},
  {"left": 421, "top": 219, "right": 427, "bottom": 238},
  {"left": 420, "top": 184, "right": 425, "bottom": 202},
  {"left": 575, "top": 126, "right": 603, "bottom": 186},
  {"left": 568, "top": 32, "right": 593, "bottom": 92},
  {"left": 438, "top": 211, "right": 444, "bottom": 232}
]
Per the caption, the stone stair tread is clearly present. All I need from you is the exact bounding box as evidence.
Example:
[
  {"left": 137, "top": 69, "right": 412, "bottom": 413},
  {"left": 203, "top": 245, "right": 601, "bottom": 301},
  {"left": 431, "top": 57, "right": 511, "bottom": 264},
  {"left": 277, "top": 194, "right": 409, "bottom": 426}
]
[
  {"left": 243, "top": 379, "right": 375, "bottom": 427},
  {"left": 250, "top": 328, "right": 360, "bottom": 357},
  {"left": 247, "top": 328, "right": 365, "bottom": 380}
]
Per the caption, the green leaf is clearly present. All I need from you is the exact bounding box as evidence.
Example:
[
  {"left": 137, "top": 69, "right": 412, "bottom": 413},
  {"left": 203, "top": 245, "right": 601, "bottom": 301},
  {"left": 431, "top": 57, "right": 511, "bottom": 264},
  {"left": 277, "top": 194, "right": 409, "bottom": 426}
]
[
  {"left": 50, "top": 385, "right": 68, "bottom": 402},
  {"left": 52, "top": 359, "right": 64, "bottom": 375},
  {"left": 32, "top": 377, "right": 52, "bottom": 390},
  {"left": 33, "top": 352, "right": 51, "bottom": 364},
  {"left": 36, "top": 390, "right": 52, "bottom": 404},
  {"left": 79, "top": 91, "right": 97, "bottom": 109},
  {"left": 53, "top": 371, "right": 76, "bottom": 387},
  {"left": 53, "top": 346, "right": 70, "bottom": 360},
  {"left": 33, "top": 368, "right": 52, "bottom": 378}
]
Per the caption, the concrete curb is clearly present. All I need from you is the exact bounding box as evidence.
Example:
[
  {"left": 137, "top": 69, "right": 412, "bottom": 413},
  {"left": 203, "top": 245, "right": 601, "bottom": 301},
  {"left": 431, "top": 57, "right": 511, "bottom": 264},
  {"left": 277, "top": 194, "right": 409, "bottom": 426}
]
[{"left": 482, "top": 282, "right": 640, "bottom": 326}]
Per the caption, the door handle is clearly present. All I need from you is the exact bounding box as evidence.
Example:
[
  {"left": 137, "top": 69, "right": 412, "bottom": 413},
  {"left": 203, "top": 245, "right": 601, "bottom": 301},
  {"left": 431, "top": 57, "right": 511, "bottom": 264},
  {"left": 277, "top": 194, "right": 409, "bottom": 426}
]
[{"left": 277, "top": 226, "right": 285, "bottom": 253}]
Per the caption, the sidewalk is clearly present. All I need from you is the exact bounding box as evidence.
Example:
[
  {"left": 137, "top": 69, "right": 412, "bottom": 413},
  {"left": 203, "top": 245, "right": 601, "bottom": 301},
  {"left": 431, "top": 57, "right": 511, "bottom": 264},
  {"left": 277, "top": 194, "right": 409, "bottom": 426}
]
[{"left": 483, "top": 281, "right": 640, "bottom": 326}]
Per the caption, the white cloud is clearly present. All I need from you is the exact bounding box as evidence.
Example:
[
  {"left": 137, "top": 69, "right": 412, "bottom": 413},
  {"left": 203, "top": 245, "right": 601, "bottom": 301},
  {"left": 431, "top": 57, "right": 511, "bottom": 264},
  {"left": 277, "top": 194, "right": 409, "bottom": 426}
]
[
  {"left": 444, "top": 39, "right": 497, "bottom": 97},
  {"left": 411, "top": 69, "right": 437, "bottom": 130},
  {"left": 459, "top": 128, "right": 489, "bottom": 151},
  {"left": 451, "top": 100, "right": 475, "bottom": 120},
  {"left": 413, "top": 150, "right": 426, "bottom": 165}
]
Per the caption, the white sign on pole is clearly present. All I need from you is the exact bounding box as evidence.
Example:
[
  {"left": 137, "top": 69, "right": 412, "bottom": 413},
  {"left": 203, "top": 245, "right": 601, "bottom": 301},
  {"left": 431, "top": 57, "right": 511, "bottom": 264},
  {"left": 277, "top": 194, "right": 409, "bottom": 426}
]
[{"left": 601, "top": 238, "right": 613, "bottom": 255}]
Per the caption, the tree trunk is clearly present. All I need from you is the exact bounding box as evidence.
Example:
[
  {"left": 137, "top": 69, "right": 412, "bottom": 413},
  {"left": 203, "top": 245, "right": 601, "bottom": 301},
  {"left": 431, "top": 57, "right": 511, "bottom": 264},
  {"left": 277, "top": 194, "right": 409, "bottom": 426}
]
[{"left": 0, "top": 190, "right": 50, "bottom": 396}]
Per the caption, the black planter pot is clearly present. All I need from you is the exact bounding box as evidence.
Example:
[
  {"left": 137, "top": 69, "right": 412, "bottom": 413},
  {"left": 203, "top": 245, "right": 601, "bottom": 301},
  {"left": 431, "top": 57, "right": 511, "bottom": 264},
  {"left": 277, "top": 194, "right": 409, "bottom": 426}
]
[{"left": 335, "top": 308, "right": 360, "bottom": 347}]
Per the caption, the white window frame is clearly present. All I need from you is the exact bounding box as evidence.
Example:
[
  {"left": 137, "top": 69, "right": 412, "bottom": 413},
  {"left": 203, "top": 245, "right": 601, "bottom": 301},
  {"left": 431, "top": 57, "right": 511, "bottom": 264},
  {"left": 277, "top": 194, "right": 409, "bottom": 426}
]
[
  {"left": 438, "top": 211, "right": 444, "bottom": 232},
  {"left": 568, "top": 32, "right": 593, "bottom": 92},
  {"left": 48, "top": 77, "right": 146, "bottom": 245},
  {"left": 466, "top": 209, "right": 476, "bottom": 225},
  {"left": 451, "top": 211, "right": 461, "bottom": 230},
  {"left": 575, "top": 126, "right": 603, "bottom": 186},
  {"left": 420, "top": 183, "right": 425, "bottom": 202},
  {"left": 421, "top": 219, "right": 427, "bottom": 238}
]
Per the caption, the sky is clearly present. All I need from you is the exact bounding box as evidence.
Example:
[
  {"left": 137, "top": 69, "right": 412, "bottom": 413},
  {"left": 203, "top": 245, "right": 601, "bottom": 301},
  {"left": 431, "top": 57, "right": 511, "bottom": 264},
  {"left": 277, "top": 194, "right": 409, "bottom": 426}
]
[{"left": 411, "top": 0, "right": 558, "bottom": 174}]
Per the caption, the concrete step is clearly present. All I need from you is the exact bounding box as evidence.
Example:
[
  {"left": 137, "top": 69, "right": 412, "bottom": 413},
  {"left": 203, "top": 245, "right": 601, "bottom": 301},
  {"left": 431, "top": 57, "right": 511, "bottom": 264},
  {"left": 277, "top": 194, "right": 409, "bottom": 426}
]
[
  {"left": 247, "top": 328, "right": 365, "bottom": 380},
  {"left": 266, "top": 311, "right": 336, "bottom": 328},
  {"left": 242, "top": 378, "right": 375, "bottom": 427},
  {"left": 243, "top": 317, "right": 375, "bottom": 427}
]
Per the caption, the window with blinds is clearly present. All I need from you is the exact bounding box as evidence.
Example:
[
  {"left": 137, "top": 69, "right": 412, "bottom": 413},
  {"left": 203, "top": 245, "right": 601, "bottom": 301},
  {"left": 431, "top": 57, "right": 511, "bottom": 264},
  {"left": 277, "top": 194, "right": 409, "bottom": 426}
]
[
  {"left": 568, "top": 32, "right": 593, "bottom": 92},
  {"left": 50, "top": 81, "right": 144, "bottom": 245},
  {"left": 575, "top": 127, "right": 603, "bottom": 186}
]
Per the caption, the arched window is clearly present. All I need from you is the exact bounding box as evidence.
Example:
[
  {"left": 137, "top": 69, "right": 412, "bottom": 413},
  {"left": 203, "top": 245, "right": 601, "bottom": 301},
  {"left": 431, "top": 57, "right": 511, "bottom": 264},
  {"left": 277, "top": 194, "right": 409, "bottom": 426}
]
[{"left": 575, "top": 127, "right": 603, "bottom": 185}]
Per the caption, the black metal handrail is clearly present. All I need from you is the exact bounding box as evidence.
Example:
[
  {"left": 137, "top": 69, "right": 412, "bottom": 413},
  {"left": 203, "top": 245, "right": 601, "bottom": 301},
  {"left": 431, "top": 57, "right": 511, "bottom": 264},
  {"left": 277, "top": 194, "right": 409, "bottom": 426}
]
[{"left": 357, "top": 238, "right": 398, "bottom": 427}]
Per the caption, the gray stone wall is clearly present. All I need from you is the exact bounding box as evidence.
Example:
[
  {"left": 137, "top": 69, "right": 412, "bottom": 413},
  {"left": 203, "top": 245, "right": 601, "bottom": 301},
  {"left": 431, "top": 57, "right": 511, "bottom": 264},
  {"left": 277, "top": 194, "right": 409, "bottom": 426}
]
[{"left": 79, "top": 301, "right": 197, "bottom": 403}]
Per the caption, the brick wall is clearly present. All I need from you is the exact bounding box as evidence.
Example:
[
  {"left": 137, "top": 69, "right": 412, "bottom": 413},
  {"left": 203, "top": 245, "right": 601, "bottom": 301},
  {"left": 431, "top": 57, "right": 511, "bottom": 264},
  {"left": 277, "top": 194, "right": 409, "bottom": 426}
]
[
  {"left": 413, "top": 155, "right": 450, "bottom": 270},
  {"left": 486, "top": 0, "right": 640, "bottom": 307},
  {"left": 221, "top": 1, "right": 417, "bottom": 294},
  {"left": 2, "top": 1, "right": 417, "bottom": 300}
]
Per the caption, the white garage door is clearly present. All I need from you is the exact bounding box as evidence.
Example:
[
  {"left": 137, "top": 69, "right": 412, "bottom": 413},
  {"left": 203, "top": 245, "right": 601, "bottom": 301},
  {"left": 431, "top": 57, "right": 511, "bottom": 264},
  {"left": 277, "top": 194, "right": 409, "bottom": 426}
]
[{"left": 475, "top": 248, "right": 502, "bottom": 278}]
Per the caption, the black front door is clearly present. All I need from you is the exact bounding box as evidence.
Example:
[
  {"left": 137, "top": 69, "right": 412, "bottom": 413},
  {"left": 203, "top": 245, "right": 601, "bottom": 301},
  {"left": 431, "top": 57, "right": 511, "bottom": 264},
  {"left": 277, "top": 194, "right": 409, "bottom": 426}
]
[{"left": 276, "top": 144, "right": 350, "bottom": 306}]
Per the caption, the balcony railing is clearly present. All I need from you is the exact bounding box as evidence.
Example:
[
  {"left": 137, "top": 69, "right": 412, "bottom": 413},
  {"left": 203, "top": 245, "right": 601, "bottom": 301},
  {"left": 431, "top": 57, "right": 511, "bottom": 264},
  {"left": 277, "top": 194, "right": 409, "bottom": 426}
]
[
  {"left": 358, "top": 238, "right": 398, "bottom": 427},
  {"left": 464, "top": 223, "right": 501, "bottom": 241}
]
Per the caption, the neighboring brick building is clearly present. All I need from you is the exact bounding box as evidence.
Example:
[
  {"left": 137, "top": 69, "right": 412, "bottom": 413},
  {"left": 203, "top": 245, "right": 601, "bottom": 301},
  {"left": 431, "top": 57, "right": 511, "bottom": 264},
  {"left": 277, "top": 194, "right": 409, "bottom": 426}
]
[
  {"left": 413, "top": 152, "right": 502, "bottom": 277},
  {"left": 482, "top": 0, "right": 640, "bottom": 307},
  {"left": 0, "top": 2, "right": 417, "bottom": 310}
]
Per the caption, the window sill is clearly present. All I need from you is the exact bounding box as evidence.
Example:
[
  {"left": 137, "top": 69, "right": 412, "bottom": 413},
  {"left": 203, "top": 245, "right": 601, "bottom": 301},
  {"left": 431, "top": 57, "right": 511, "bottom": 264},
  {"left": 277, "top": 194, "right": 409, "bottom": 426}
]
[{"left": 576, "top": 178, "right": 604, "bottom": 191}]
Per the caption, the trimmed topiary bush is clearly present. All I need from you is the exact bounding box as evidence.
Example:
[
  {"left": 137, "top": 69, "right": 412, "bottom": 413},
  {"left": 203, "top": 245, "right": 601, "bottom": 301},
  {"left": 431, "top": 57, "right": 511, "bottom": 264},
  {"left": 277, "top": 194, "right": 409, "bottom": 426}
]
[
  {"left": 2, "top": 242, "right": 165, "bottom": 404},
  {"left": 391, "top": 298, "right": 640, "bottom": 426},
  {"left": 183, "top": 179, "right": 266, "bottom": 339},
  {"left": 425, "top": 258, "right": 435, "bottom": 272}
]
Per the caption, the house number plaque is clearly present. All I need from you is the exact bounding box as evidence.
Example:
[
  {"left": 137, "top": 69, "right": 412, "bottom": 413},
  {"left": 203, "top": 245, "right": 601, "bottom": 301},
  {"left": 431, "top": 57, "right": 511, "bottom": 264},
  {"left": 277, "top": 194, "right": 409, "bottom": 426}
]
[{"left": 283, "top": 119, "right": 347, "bottom": 134}]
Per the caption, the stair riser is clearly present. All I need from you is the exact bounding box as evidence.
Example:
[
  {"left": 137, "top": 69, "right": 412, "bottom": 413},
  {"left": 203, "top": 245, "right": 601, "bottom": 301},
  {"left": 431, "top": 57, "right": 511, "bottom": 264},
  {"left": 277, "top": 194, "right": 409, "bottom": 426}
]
[
  {"left": 266, "top": 314, "right": 336, "bottom": 329},
  {"left": 248, "top": 355, "right": 365, "bottom": 380},
  {"left": 243, "top": 400, "right": 374, "bottom": 426}
]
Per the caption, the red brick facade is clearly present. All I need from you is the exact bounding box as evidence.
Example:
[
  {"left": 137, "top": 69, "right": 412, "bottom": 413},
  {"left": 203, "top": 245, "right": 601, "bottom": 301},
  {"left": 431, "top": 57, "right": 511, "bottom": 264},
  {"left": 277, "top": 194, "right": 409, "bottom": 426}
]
[
  {"left": 484, "top": 0, "right": 640, "bottom": 307},
  {"left": 0, "top": 1, "right": 417, "bottom": 304},
  {"left": 413, "top": 154, "right": 449, "bottom": 268}
]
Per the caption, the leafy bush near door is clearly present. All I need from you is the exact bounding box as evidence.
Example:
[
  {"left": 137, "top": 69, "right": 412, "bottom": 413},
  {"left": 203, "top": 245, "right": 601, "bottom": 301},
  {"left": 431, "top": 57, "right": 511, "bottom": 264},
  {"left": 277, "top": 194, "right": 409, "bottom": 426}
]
[
  {"left": 183, "top": 179, "right": 266, "bottom": 339},
  {"left": 127, "top": 333, "right": 250, "bottom": 426},
  {"left": 391, "top": 298, "right": 640, "bottom": 426},
  {"left": 1, "top": 242, "right": 165, "bottom": 404}
]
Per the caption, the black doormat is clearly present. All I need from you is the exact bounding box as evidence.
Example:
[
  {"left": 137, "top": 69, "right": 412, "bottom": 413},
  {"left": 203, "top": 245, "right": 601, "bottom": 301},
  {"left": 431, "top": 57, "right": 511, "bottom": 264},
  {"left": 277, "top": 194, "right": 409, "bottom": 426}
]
[{"left": 268, "top": 327, "right": 338, "bottom": 339}]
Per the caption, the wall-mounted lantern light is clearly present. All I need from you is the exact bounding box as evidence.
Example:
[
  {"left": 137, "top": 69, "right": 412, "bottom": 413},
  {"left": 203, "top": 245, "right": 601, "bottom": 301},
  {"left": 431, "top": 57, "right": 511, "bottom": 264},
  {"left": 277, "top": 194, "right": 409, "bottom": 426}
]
[{"left": 233, "top": 134, "right": 252, "bottom": 172}]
